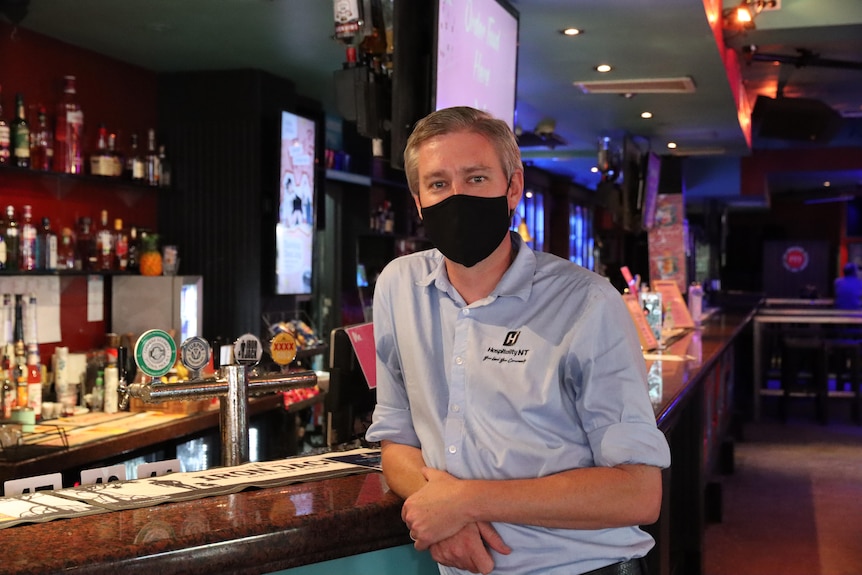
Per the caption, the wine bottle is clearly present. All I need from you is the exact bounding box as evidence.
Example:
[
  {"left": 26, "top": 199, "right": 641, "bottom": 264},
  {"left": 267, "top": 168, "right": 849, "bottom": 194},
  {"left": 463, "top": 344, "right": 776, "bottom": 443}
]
[
  {"left": 29, "top": 106, "right": 53, "bottom": 172},
  {"left": 36, "top": 217, "right": 58, "bottom": 271},
  {"left": 11, "top": 93, "right": 30, "bottom": 169},
  {"left": 58, "top": 226, "right": 76, "bottom": 270},
  {"left": 90, "top": 123, "right": 108, "bottom": 176},
  {"left": 145, "top": 128, "right": 159, "bottom": 186},
  {"left": 76, "top": 216, "right": 93, "bottom": 271},
  {"left": 95, "top": 209, "right": 115, "bottom": 271},
  {"left": 0, "top": 84, "right": 10, "bottom": 165},
  {"left": 125, "top": 133, "right": 145, "bottom": 182},
  {"left": 113, "top": 218, "right": 128, "bottom": 271},
  {"left": 55, "top": 75, "right": 84, "bottom": 175},
  {"left": 19, "top": 204, "right": 37, "bottom": 271},
  {"left": 4, "top": 205, "right": 20, "bottom": 272}
]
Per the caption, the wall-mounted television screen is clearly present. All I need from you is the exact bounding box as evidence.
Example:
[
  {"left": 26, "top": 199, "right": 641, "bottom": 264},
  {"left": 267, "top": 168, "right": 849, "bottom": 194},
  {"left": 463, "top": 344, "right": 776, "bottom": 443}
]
[
  {"left": 275, "top": 110, "right": 316, "bottom": 295},
  {"left": 389, "top": 0, "right": 519, "bottom": 168},
  {"left": 434, "top": 0, "right": 519, "bottom": 129}
]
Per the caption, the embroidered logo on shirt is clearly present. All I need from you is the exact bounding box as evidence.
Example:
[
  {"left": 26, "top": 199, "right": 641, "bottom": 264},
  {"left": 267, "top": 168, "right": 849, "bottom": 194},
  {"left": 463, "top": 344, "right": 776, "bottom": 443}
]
[
  {"left": 503, "top": 331, "right": 520, "bottom": 346},
  {"left": 483, "top": 332, "right": 529, "bottom": 364}
]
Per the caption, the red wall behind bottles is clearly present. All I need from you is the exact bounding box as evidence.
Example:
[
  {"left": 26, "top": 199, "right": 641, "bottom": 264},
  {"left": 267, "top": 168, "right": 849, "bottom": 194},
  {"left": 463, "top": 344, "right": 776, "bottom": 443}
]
[{"left": 0, "top": 22, "right": 160, "bottom": 357}]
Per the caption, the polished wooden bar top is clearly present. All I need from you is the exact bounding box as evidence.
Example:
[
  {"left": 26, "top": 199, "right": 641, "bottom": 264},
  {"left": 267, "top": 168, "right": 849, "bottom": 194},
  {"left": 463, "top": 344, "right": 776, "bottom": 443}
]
[
  {"left": 1, "top": 471, "right": 409, "bottom": 575},
  {"left": 0, "top": 311, "right": 751, "bottom": 575}
]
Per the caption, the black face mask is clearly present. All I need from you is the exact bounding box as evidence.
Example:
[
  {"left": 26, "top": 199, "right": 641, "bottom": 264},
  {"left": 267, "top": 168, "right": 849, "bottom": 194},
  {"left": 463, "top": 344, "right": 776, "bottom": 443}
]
[{"left": 420, "top": 194, "right": 511, "bottom": 267}]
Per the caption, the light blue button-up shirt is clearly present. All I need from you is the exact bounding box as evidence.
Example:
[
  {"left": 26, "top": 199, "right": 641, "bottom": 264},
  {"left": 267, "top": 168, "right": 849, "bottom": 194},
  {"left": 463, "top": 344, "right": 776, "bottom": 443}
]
[{"left": 366, "top": 233, "right": 671, "bottom": 575}]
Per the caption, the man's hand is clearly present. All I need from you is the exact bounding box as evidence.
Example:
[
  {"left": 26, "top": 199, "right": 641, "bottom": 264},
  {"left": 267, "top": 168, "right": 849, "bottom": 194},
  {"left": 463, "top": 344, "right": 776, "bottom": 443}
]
[
  {"left": 403, "top": 466, "right": 469, "bottom": 546},
  {"left": 427, "top": 522, "right": 511, "bottom": 575}
]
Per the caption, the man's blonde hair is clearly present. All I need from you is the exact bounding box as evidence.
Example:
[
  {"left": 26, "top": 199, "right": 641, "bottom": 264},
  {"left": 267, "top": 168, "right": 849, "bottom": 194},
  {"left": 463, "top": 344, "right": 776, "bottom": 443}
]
[{"left": 403, "top": 106, "right": 522, "bottom": 196}]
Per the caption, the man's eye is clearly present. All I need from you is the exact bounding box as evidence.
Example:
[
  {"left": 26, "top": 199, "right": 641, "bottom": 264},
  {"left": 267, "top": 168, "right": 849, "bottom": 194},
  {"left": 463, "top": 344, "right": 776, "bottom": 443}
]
[{"left": 470, "top": 176, "right": 487, "bottom": 183}]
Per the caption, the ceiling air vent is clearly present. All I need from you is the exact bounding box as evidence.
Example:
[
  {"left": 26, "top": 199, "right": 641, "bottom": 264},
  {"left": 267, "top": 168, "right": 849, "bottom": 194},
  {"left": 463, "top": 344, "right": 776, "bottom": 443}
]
[{"left": 575, "top": 76, "right": 697, "bottom": 94}]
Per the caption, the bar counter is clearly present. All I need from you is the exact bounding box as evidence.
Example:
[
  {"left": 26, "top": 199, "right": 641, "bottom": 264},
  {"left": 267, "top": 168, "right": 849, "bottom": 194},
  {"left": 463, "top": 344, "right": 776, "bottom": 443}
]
[
  {"left": 0, "top": 395, "right": 286, "bottom": 486},
  {"left": 0, "top": 309, "right": 753, "bottom": 575}
]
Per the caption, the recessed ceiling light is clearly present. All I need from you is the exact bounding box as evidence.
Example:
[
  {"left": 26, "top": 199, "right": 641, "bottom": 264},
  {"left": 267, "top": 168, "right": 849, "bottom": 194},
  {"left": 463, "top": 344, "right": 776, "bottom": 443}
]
[
  {"left": 641, "top": 111, "right": 653, "bottom": 119},
  {"left": 561, "top": 28, "right": 582, "bottom": 36},
  {"left": 667, "top": 142, "right": 678, "bottom": 149},
  {"left": 596, "top": 64, "right": 612, "bottom": 73}
]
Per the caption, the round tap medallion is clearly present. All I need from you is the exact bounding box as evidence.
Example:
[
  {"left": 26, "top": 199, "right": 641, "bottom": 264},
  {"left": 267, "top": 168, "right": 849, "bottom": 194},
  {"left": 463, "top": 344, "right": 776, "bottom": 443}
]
[
  {"left": 135, "top": 329, "right": 178, "bottom": 378},
  {"left": 181, "top": 336, "right": 211, "bottom": 372},
  {"left": 269, "top": 332, "right": 298, "bottom": 366},
  {"left": 233, "top": 333, "right": 263, "bottom": 366}
]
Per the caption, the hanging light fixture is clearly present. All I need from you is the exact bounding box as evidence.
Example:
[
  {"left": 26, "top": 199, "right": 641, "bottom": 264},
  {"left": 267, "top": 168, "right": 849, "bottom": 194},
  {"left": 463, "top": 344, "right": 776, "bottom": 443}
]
[{"left": 722, "top": 0, "right": 777, "bottom": 31}]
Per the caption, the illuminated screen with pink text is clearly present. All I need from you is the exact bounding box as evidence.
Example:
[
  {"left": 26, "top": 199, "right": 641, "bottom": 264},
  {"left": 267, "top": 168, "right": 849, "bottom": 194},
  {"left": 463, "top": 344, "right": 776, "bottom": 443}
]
[
  {"left": 276, "top": 111, "right": 316, "bottom": 295},
  {"left": 435, "top": 0, "right": 518, "bottom": 128}
]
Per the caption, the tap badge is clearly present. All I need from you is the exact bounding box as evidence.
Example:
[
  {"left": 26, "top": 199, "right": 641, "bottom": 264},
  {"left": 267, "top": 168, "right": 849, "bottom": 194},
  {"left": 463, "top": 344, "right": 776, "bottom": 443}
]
[
  {"left": 134, "top": 329, "right": 178, "bottom": 378},
  {"left": 270, "top": 332, "right": 298, "bottom": 366},
  {"left": 234, "top": 333, "right": 263, "bottom": 366},
  {"left": 181, "top": 336, "right": 211, "bottom": 372}
]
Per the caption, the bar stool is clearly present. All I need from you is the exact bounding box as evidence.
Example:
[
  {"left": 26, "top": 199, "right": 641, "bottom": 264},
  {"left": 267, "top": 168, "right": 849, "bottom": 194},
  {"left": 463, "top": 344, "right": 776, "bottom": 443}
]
[
  {"left": 80, "top": 464, "right": 127, "bottom": 486},
  {"left": 825, "top": 336, "right": 862, "bottom": 425},
  {"left": 4, "top": 472, "right": 63, "bottom": 497},
  {"left": 136, "top": 458, "right": 181, "bottom": 479},
  {"left": 780, "top": 334, "right": 829, "bottom": 424}
]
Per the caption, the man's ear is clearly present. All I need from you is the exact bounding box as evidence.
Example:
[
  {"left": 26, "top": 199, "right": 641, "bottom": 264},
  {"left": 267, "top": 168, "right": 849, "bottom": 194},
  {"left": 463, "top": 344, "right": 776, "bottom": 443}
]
[
  {"left": 507, "top": 169, "right": 525, "bottom": 212},
  {"left": 412, "top": 192, "right": 423, "bottom": 219}
]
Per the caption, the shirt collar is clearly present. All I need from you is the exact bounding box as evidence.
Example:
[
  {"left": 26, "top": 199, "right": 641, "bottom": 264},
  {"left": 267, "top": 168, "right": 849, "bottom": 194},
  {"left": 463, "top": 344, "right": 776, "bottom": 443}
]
[{"left": 416, "top": 232, "right": 535, "bottom": 303}]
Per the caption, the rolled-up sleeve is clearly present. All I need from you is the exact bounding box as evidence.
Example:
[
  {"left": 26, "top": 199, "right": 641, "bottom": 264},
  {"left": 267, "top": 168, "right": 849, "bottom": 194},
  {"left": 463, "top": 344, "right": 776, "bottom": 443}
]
[{"left": 364, "top": 268, "right": 421, "bottom": 447}]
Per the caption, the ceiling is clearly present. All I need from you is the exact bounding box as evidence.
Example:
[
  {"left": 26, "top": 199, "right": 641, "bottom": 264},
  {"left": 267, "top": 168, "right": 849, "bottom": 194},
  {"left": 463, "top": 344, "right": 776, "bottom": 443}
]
[{"left": 6, "top": 0, "right": 862, "bottom": 201}]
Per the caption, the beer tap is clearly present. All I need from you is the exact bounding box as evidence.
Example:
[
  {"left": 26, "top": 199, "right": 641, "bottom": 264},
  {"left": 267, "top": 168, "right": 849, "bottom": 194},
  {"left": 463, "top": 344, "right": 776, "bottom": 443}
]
[{"left": 122, "top": 329, "right": 315, "bottom": 467}]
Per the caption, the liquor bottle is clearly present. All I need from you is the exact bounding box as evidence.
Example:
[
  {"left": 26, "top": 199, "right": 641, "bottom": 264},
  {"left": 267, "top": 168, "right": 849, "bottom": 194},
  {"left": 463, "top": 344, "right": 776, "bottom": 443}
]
[
  {"left": 11, "top": 93, "right": 30, "bottom": 168},
  {"left": 25, "top": 295, "right": 42, "bottom": 416},
  {"left": 103, "top": 349, "right": 119, "bottom": 414},
  {"left": 55, "top": 75, "right": 84, "bottom": 175},
  {"left": 125, "top": 133, "right": 145, "bottom": 182},
  {"left": 76, "top": 216, "right": 93, "bottom": 271},
  {"left": 58, "top": 227, "right": 76, "bottom": 270},
  {"left": 107, "top": 131, "right": 123, "bottom": 177},
  {"left": 0, "top": 207, "right": 7, "bottom": 271},
  {"left": 94, "top": 209, "right": 114, "bottom": 271},
  {"left": 126, "top": 225, "right": 139, "bottom": 272},
  {"left": 157, "top": 145, "right": 171, "bottom": 188},
  {"left": 4, "top": 205, "right": 20, "bottom": 272},
  {"left": 36, "top": 217, "right": 58, "bottom": 271},
  {"left": 113, "top": 218, "right": 128, "bottom": 271},
  {"left": 26, "top": 345, "right": 42, "bottom": 417},
  {"left": 0, "top": 84, "right": 10, "bottom": 165},
  {"left": 19, "top": 204, "right": 37, "bottom": 271},
  {"left": 29, "top": 106, "right": 53, "bottom": 171},
  {"left": 90, "top": 123, "right": 109, "bottom": 176},
  {"left": 145, "top": 128, "right": 160, "bottom": 186},
  {"left": 12, "top": 295, "right": 26, "bottom": 409}
]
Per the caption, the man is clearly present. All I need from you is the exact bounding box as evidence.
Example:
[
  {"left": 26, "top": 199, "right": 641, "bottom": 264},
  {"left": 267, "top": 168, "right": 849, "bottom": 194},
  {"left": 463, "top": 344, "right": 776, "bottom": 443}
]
[
  {"left": 365, "top": 107, "right": 671, "bottom": 575},
  {"left": 834, "top": 261, "right": 862, "bottom": 310}
]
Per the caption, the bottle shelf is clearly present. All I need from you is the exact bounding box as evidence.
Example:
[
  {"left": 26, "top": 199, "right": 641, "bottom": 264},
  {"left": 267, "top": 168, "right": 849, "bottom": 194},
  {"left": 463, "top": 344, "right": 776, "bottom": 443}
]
[
  {"left": 0, "top": 163, "right": 167, "bottom": 192},
  {"left": 0, "top": 270, "right": 143, "bottom": 277}
]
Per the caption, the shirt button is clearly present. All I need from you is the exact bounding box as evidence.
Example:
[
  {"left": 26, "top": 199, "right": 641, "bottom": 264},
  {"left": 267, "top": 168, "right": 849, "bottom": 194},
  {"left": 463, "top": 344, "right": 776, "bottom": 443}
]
[
  {"left": 455, "top": 357, "right": 464, "bottom": 365},
  {"left": 451, "top": 404, "right": 461, "bottom": 412},
  {"left": 448, "top": 445, "right": 457, "bottom": 454},
  {"left": 462, "top": 309, "right": 470, "bottom": 316}
]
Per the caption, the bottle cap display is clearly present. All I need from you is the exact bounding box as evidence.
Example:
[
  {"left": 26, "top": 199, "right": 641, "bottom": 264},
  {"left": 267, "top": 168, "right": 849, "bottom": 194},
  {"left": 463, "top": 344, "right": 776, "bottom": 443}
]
[{"left": 134, "top": 329, "right": 177, "bottom": 379}]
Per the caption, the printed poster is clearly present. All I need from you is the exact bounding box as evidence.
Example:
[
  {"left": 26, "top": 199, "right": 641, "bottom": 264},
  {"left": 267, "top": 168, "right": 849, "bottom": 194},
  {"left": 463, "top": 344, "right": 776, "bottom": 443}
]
[{"left": 648, "top": 194, "right": 687, "bottom": 293}]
